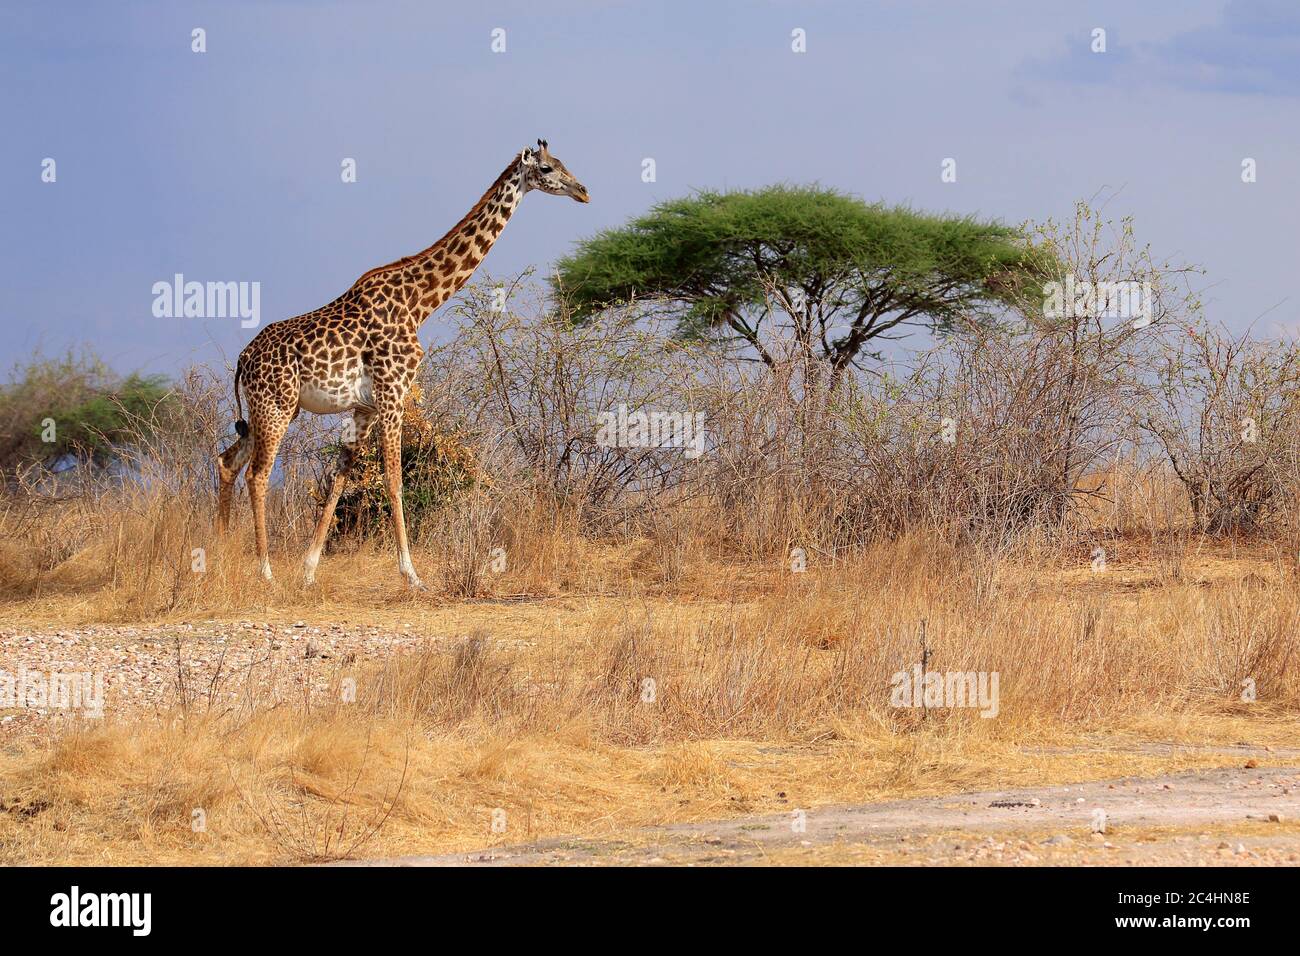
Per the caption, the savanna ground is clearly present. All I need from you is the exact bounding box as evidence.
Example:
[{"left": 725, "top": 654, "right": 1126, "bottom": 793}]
[{"left": 1, "top": 510, "right": 1297, "bottom": 866}]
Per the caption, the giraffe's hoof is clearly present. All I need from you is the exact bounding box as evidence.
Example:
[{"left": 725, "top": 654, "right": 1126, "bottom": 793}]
[
  {"left": 406, "top": 577, "right": 427, "bottom": 592},
  {"left": 260, "top": 561, "right": 275, "bottom": 583}
]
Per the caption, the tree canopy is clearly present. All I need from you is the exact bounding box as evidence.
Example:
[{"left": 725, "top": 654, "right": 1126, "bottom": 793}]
[
  {"left": 553, "top": 185, "right": 1050, "bottom": 376},
  {"left": 0, "top": 353, "right": 172, "bottom": 477}
]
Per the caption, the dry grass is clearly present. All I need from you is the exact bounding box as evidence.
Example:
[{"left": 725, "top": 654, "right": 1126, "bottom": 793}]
[{"left": 2, "top": 526, "right": 1297, "bottom": 865}]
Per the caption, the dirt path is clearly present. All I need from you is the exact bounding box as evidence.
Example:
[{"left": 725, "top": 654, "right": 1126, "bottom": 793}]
[{"left": 340, "top": 765, "right": 1300, "bottom": 867}]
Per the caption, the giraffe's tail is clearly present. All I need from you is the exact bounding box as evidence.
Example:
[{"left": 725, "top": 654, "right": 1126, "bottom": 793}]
[
  {"left": 218, "top": 358, "right": 251, "bottom": 532},
  {"left": 232, "top": 357, "right": 249, "bottom": 438}
]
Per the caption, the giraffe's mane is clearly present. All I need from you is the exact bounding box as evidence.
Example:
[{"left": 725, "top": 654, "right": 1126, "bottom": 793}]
[{"left": 348, "top": 154, "right": 524, "bottom": 290}]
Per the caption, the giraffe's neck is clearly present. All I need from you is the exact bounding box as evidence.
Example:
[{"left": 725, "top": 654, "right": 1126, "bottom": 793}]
[{"left": 354, "top": 155, "right": 526, "bottom": 332}]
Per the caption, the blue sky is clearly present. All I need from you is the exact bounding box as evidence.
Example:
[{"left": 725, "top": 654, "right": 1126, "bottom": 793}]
[{"left": 2, "top": 0, "right": 1297, "bottom": 378}]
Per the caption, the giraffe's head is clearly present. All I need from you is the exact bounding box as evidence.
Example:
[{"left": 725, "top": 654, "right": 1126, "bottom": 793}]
[{"left": 520, "top": 139, "right": 590, "bottom": 203}]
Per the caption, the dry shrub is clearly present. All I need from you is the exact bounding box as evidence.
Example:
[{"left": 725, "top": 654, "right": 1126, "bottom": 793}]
[
  {"left": 1141, "top": 319, "right": 1300, "bottom": 535},
  {"left": 330, "top": 383, "right": 480, "bottom": 543}
]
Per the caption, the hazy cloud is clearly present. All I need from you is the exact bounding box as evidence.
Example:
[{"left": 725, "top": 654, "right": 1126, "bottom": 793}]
[{"left": 1019, "top": 0, "right": 1300, "bottom": 97}]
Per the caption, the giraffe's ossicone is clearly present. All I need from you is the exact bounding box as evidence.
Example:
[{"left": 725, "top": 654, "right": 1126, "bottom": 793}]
[{"left": 216, "top": 139, "right": 589, "bottom": 588}]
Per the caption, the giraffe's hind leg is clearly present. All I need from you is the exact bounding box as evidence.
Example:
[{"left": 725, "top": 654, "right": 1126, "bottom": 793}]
[
  {"left": 376, "top": 405, "right": 424, "bottom": 590},
  {"left": 216, "top": 430, "right": 253, "bottom": 534},
  {"left": 244, "top": 411, "right": 293, "bottom": 582}
]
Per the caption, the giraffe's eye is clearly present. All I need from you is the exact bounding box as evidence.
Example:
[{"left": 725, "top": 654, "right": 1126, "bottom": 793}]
[{"left": 539, "top": 165, "right": 553, "bottom": 174}]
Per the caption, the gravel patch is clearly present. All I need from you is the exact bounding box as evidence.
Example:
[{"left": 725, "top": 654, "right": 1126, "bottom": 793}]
[{"left": 0, "top": 620, "right": 448, "bottom": 742}]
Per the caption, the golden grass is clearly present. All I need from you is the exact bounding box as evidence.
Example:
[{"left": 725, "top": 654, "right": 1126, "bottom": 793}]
[
  {"left": 1, "top": 705, "right": 1292, "bottom": 866},
  {"left": 2, "top": 527, "right": 1298, "bottom": 865}
]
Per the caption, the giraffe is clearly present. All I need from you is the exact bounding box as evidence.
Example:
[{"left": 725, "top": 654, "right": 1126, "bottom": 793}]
[{"left": 216, "top": 139, "right": 589, "bottom": 588}]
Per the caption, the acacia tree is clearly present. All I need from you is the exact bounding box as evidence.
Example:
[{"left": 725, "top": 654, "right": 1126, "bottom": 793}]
[{"left": 553, "top": 185, "right": 1046, "bottom": 380}]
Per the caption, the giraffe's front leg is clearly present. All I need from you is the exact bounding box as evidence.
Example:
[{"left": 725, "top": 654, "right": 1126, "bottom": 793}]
[
  {"left": 377, "top": 405, "right": 425, "bottom": 590},
  {"left": 302, "top": 407, "right": 375, "bottom": 584}
]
